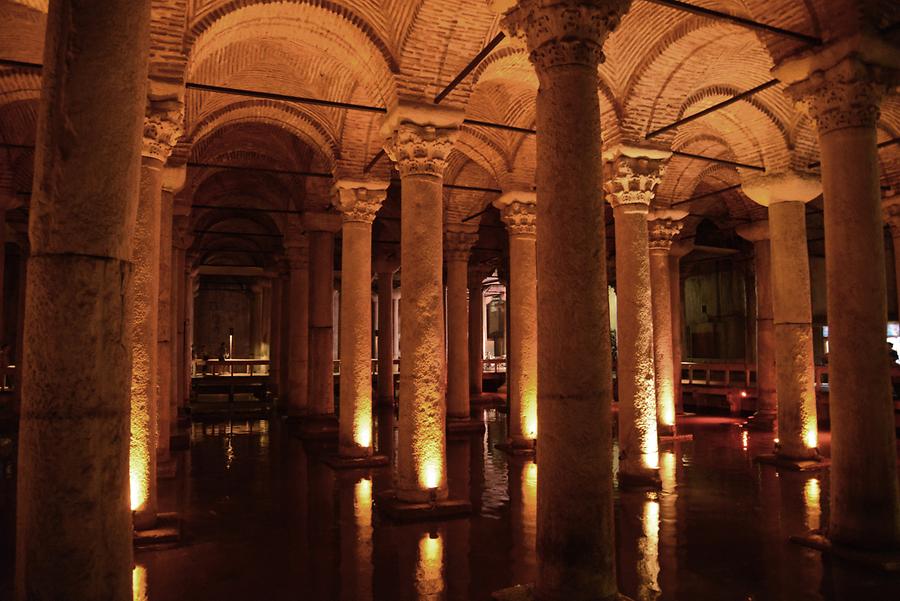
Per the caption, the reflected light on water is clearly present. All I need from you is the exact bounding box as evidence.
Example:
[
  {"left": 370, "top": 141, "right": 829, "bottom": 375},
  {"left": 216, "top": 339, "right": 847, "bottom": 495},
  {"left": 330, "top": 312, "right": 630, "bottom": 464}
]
[
  {"left": 741, "top": 430, "right": 749, "bottom": 452},
  {"left": 416, "top": 533, "right": 444, "bottom": 600},
  {"left": 354, "top": 477, "right": 373, "bottom": 601},
  {"left": 804, "top": 478, "right": 821, "bottom": 531},
  {"left": 638, "top": 500, "right": 661, "bottom": 601},
  {"left": 524, "top": 461, "right": 537, "bottom": 553},
  {"left": 132, "top": 565, "right": 148, "bottom": 601}
]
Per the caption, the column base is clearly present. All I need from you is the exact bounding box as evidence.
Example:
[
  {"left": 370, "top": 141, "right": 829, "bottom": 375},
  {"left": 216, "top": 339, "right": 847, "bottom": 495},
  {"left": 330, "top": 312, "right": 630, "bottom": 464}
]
[
  {"left": 495, "top": 439, "right": 536, "bottom": 457},
  {"left": 133, "top": 512, "right": 181, "bottom": 547},
  {"left": 321, "top": 453, "right": 389, "bottom": 469},
  {"left": 791, "top": 531, "right": 900, "bottom": 572},
  {"left": 447, "top": 417, "right": 486, "bottom": 435},
  {"left": 492, "top": 584, "right": 634, "bottom": 601},
  {"left": 618, "top": 470, "right": 662, "bottom": 491},
  {"left": 754, "top": 454, "right": 830, "bottom": 471},
  {"left": 292, "top": 414, "right": 338, "bottom": 439},
  {"left": 743, "top": 411, "right": 776, "bottom": 432},
  {"left": 375, "top": 491, "right": 471, "bottom": 523},
  {"left": 658, "top": 424, "right": 693, "bottom": 442},
  {"left": 170, "top": 431, "right": 191, "bottom": 451}
]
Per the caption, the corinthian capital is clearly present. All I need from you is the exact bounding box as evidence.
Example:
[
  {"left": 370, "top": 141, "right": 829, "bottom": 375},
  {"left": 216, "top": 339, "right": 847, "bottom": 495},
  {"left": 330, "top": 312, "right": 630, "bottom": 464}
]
[
  {"left": 501, "top": 0, "right": 631, "bottom": 70},
  {"left": 647, "top": 209, "right": 687, "bottom": 252},
  {"left": 495, "top": 191, "right": 537, "bottom": 237},
  {"left": 883, "top": 195, "right": 900, "bottom": 238},
  {"left": 444, "top": 228, "right": 478, "bottom": 262},
  {"left": 333, "top": 180, "right": 388, "bottom": 224},
  {"left": 603, "top": 150, "right": 668, "bottom": 210},
  {"left": 143, "top": 98, "right": 184, "bottom": 163},
  {"left": 382, "top": 102, "right": 463, "bottom": 179}
]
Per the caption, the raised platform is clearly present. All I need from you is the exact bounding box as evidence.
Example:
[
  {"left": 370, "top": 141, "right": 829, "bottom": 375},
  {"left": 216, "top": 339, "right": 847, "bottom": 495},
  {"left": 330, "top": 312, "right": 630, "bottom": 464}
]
[
  {"left": 321, "top": 453, "right": 389, "bottom": 470},
  {"left": 791, "top": 531, "right": 900, "bottom": 572},
  {"left": 755, "top": 454, "right": 830, "bottom": 472},
  {"left": 493, "top": 584, "right": 634, "bottom": 600},
  {"left": 375, "top": 491, "right": 471, "bottom": 523},
  {"left": 133, "top": 512, "right": 181, "bottom": 547},
  {"left": 495, "top": 441, "right": 536, "bottom": 457}
]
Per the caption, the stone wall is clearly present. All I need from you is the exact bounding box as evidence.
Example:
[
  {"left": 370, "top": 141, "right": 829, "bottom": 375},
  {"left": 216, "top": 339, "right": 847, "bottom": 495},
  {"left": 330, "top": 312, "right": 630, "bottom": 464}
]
[{"left": 194, "top": 282, "right": 251, "bottom": 359}]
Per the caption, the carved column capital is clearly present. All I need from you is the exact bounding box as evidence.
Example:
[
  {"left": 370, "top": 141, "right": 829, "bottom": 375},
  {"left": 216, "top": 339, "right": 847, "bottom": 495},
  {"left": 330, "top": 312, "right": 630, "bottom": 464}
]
[
  {"left": 603, "top": 153, "right": 666, "bottom": 210},
  {"left": 142, "top": 99, "right": 184, "bottom": 163},
  {"left": 385, "top": 122, "right": 457, "bottom": 178},
  {"left": 501, "top": 201, "right": 537, "bottom": 237},
  {"left": 883, "top": 196, "right": 900, "bottom": 238},
  {"left": 647, "top": 210, "right": 687, "bottom": 252},
  {"left": 444, "top": 229, "right": 478, "bottom": 263},
  {"left": 333, "top": 181, "right": 388, "bottom": 224},
  {"left": 502, "top": 0, "right": 631, "bottom": 71}
]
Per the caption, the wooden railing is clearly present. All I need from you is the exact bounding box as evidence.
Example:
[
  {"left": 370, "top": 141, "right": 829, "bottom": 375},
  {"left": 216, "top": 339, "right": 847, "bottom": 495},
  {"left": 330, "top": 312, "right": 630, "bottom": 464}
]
[{"left": 195, "top": 358, "right": 270, "bottom": 377}]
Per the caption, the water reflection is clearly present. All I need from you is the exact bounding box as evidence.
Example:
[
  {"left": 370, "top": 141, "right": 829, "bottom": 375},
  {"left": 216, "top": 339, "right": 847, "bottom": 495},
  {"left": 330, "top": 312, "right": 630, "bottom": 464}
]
[
  {"left": 416, "top": 533, "right": 444, "bottom": 600},
  {"left": 133, "top": 564, "right": 148, "bottom": 601},
  {"left": 638, "top": 499, "right": 661, "bottom": 601},
  {"left": 804, "top": 478, "right": 821, "bottom": 532}
]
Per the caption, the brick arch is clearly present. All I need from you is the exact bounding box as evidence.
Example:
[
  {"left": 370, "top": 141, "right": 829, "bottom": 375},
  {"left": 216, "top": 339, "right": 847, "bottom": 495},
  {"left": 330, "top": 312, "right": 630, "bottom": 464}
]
[
  {"left": 0, "top": 70, "right": 40, "bottom": 106},
  {"left": 454, "top": 126, "right": 510, "bottom": 183},
  {"left": 187, "top": 1, "right": 398, "bottom": 107},
  {"left": 185, "top": 100, "right": 340, "bottom": 170},
  {"left": 5, "top": 1, "right": 47, "bottom": 12},
  {"left": 443, "top": 154, "right": 497, "bottom": 225}
]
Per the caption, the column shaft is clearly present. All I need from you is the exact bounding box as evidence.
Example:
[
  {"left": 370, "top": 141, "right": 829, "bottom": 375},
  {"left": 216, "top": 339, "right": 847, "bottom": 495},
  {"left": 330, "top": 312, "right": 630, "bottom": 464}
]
[
  {"left": 755, "top": 240, "right": 777, "bottom": 422},
  {"left": 376, "top": 271, "right": 395, "bottom": 405},
  {"left": 339, "top": 220, "right": 375, "bottom": 457},
  {"left": 668, "top": 256, "right": 684, "bottom": 414},
  {"left": 507, "top": 226, "right": 538, "bottom": 446},
  {"left": 15, "top": 0, "right": 150, "bottom": 596},
  {"left": 468, "top": 276, "right": 484, "bottom": 397},
  {"left": 308, "top": 231, "right": 335, "bottom": 416},
  {"left": 287, "top": 254, "right": 309, "bottom": 415},
  {"left": 649, "top": 250, "right": 676, "bottom": 434},
  {"left": 269, "top": 276, "right": 283, "bottom": 394},
  {"left": 156, "top": 189, "right": 174, "bottom": 461},
  {"left": 769, "top": 201, "right": 818, "bottom": 459},
  {"left": 172, "top": 245, "right": 185, "bottom": 412},
  {"left": 446, "top": 258, "right": 470, "bottom": 420}
]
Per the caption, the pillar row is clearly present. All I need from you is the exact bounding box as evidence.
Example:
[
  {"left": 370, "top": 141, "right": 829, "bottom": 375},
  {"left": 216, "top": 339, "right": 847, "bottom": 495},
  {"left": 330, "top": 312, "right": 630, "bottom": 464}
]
[
  {"left": 647, "top": 210, "right": 686, "bottom": 437},
  {"left": 306, "top": 214, "right": 341, "bottom": 420},
  {"left": 605, "top": 149, "right": 667, "bottom": 488},
  {"left": 743, "top": 172, "right": 821, "bottom": 461},
  {"left": 383, "top": 106, "right": 462, "bottom": 503},
  {"left": 334, "top": 181, "right": 387, "bottom": 457},
  {"left": 467, "top": 265, "right": 490, "bottom": 398},
  {"left": 375, "top": 252, "right": 399, "bottom": 406},
  {"left": 285, "top": 241, "right": 309, "bottom": 417},
  {"left": 496, "top": 194, "right": 538, "bottom": 448},
  {"left": 445, "top": 228, "right": 478, "bottom": 422}
]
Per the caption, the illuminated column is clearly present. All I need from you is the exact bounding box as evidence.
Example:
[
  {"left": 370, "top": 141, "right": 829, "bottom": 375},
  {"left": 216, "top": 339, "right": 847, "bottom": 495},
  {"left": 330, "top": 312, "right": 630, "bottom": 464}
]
[
  {"left": 306, "top": 213, "right": 341, "bottom": 425},
  {"left": 499, "top": 2, "right": 630, "bottom": 598},
  {"left": 130, "top": 99, "right": 183, "bottom": 530},
  {"left": 780, "top": 49, "right": 900, "bottom": 548},
  {"left": 15, "top": 1, "right": 150, "bottom": 597},
  {"left": 883, "top": 196, "right": 900, "bottom": 317},
  {"left": 496, "top": 194, "right": 538, "bottom": 448},
  {"left": 743, "top": 172, "right": 820, "bottom": 461},
  {"left": 171, "top": 214, "right": 190, "bottom": 413},
  {"left": 374, "top": 252, "right": 399, "bottom": 406},
  {"left": 736, "top": 221, "right": 777, "bottom": 430},
  {"left": 647, "top": 210, "right": 686, "bottom": 438},
  {"left": 468, "top": 266, "right": 488, "bottom": 398},
  {"left": 669, "top": 240, "right": 692, "bottom": 415},
  {"left": 445, "top": 227, "right": 478, "bottom": 423},
  {"left": 383, "top": 103, "right": 462, "bottom": 503},
  {"left": 605, "top": 148, "right": 667, "bottom": 488},
  {"left": 285, "top": 240, "right": 309, "bottom": 416},
  {"left": 334, "top": 181, "right": 387, "bottom": 458}
]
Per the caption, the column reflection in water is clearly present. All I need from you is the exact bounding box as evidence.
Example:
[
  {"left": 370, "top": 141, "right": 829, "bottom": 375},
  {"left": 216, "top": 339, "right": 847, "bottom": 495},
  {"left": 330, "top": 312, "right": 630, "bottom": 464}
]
[
  {"left": 509, "top": 459, "right": 537, "bottom": 585},
  {"left": 416, "top": 532, "right": 444, "bottom": 600},
  {"left": 132, "top": 564, "right": 148, "bottom": 601},
  {"left": 340, "top": 476, "right": 373, "bottom": 601},
  {"left": 638, "top": 499, "right": 661, "bottom": 601},
  {"left": 658, "top": 450, "right": 677, "bottom": 597},
  {"left": 804, "top": 477, "right": 821, "bottom": 532}
]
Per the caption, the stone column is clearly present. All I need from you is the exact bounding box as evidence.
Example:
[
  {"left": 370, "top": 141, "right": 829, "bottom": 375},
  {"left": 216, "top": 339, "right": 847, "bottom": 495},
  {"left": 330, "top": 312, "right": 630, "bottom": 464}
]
[
  {"left": 285, "top": 242, "right": 309, "bottom": 417},
  {"left": 269, "top": 274, "right": 284, "bottom": 394},
  {"left": 647, "top": 210, "right": 687, "bottom": 437},
  {"left": 736, "top": 221, "right": 777, "bottom": 430},
  {"left": 498, "top": 2, "right": 631, "bottom": 598},
  {"left": 130, "top": 98, "right": 183, "bottom": 530},
  {"left": 468, "top": 266, "right": 488, "bottom": 398},
  {"left": 260, "top": 278, "right": 272, "bottom": 362},
  {"left": 496, "top": 194, "right": 538, "bottom": 449},
  {"left": 383, "top": 104, "right": 462, "bottom": 503},
  {"left": 15, "top": 1, "right": 151, "bottom": 597},
  {"left": 780, "top": 48, "right": 900, "bottom": 549},
  {"left": 743, "top": 173, "right": 821, "bottom": 462},
  {"left": 669, "top": 240, "right": 692, "bottom": 415},
  {"left": 171, "top": 214, "right": 190, "bottom": 415},
  {"left": 374, "top": 252, "right": 399, "bottom": 406},
  {"left": 605, "top": 149, "right": 668, "bottom": 488},
  {"left": 184, "top": 264, "right": 198, "bottom": 404},
  {"left": 445, "top": 227, "right": 478, "bottom": 424},
  {"left": 249, "top": 281, "right": 265, "bottom": 362},
  {"left": 883, "top": 196, "right": 900, "bottom": 317},
  {"left": 334, "top": 181, "right": 387, "bottom": 459},
  {"left": 306, "top": 213, "right": 341, "bottom": 430}
]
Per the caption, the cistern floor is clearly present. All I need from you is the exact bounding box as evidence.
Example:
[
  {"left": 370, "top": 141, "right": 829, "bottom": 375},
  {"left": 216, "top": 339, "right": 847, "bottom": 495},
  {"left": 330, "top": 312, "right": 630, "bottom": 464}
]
[{"left": 3, "top": 411, "right": 900, "bottom": 600}]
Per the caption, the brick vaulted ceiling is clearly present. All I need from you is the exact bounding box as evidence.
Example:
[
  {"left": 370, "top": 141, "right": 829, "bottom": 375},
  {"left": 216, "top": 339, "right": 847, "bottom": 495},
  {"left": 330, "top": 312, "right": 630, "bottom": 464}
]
[{"left": 0, "top": 0, "right": 898, "bottom": 266}]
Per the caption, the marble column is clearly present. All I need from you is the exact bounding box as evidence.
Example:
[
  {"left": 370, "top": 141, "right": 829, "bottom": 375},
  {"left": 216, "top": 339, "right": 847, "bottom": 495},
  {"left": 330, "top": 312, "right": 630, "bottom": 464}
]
[
  {"left": 647, "top": 210, "right": 686, "bottom": 438},
  {"left": 285, "top": 242, "right": 309, "bottom": 417},
  {"left": 130, "top": 99, "right": 183, "bottom": 530},
  {"left": 15, "top": 1, "right": 151, "bottom": 597},
  {"left": 155, "top": 168, "right": 177, "bottom": 473},
  {"left": 249, "top": 281, "right": 265, "bottom": 362},
  {"left": 467, "top": 266, "right": 488, "bottom": 398},
  {"left": 383, "top": 104, "right": 462, "bottom": 503},
  {"left": 496, "top": 194, "right": 538, "bottom": 449},
  {"left": 883, "top": 196, "right": 900, "bottom": 318},
  {"left": 172, "top": 214, "right": 190, "bottom": 415},
  {"left": 260, "top": 278, "right": 272, "bottom": 362},
  {"left": 779, "top": 48, "right": 900, "bottom": 548},
  {"left": 334, "top": 181, "right": 387, "bottom": 458},
  {"left": 269, "top": 274, "right": 284, "bottom": 394},
  {"left": 499, "top": 2, "right": 631, "bottom": 598},
  {"left": 184, "top": 264, "right": 198, "bottom": 404},
  {"left": 743, "top": 173, "right": 821, "bottom": 461},
  {"left": 374, "top": 252, "right": 399, "bottom": 406},
  {"left": 736, "top": 221, "right": 777, "bottom": 430},
  {"left": 669, "top": 240, "right": 692, "bottom": 416},
  {"left": 306, "top": 214, "right": 341, "bottom": 426},
  {"left": 605, "top": 149, "right": 667, "bottom": 488},
  {"left": 445, "top": 228, "right": 478, "bottom": 423}
]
